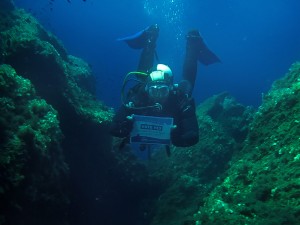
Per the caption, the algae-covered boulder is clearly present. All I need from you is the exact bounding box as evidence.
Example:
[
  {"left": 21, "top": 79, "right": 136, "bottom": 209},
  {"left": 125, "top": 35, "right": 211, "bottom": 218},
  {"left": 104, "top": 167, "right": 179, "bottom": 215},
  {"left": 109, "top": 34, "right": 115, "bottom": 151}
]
[
  {"left": 0, "top": 6, "right": 150, "bottom": 225},
  {"left": 0, "top": 64, "right": 68, "bottom": 225},
  {"left": 0, "top": 8, "right": 112, "bottom": 125},
  {"left": 194, "top": 62, "right": 300, "bottom": 225},
  {"left": 67, "top": 55, "right": 96, "bottom": 94},
  {"left": 64, "top": 55, "right": 112, "bottom": 124},
  {"left": 147, "top": 92, "right": 254, "bottom": 225}
]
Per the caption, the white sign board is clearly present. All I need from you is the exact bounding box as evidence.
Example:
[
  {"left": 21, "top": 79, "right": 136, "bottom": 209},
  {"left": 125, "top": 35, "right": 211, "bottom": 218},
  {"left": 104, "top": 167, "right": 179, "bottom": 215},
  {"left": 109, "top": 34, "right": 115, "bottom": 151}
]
[{"left": 130, "top": 115, "right": 173, "bottom": 145}]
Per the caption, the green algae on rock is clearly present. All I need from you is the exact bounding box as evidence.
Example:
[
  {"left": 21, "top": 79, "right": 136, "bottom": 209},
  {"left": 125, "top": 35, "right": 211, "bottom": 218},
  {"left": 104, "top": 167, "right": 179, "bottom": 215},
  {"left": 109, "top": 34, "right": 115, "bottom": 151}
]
[
  {"left": 193, "top": 62, "right": 300, "bottom": 225},
  {"left": 0, "top": 5, "right": 141, "bottom": 225},
  {"left": 64, "top": 55, "right": 113, "bottom": 124},
  {"left": 147, "top": 92, "right": 254, "bottom": 225},
  {"left": 0, "top": 64, "right": 68, "bottom": 225},
  {"left": 0, "top": 8, "right": 113, "bottom": 125}
]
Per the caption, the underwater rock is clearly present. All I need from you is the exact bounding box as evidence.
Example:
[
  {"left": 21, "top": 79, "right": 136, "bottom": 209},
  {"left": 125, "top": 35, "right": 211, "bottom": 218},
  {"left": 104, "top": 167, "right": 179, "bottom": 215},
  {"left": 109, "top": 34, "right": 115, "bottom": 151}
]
[
  {"left": 198, "top": 92, "right": 254, "bottom": 144},
  {"left": 0, "top": 8, "right": 112, "bottom": 124},
  {"left": 194, "top": 62, "right": 300, "bottom": 224},
  {"left": 67, "top": 55, "right": 96, "bottom": 94},
  {"left": 0, "top": 5, "right": 151, "bottom": 225},
  {"left": 0, "top": 64, "right": 68, "bottom": 225},
  {"left": 147, "top": 92, "right": 254, "bottom": 225},
  {"left": 0, "top": 9, "right": 67, "bottom": 60}
]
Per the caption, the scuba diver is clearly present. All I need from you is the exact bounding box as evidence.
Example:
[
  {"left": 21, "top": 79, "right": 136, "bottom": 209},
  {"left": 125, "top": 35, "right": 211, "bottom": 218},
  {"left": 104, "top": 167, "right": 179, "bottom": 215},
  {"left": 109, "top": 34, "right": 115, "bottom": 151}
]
[{"left": 110, "top": 24, "right": 220, "bottom": 154}]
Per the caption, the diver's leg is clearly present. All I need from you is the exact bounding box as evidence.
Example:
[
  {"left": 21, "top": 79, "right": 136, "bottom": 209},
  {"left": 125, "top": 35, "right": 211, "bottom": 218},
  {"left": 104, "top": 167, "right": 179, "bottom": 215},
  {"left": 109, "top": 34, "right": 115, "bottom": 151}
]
[
  {"left": 182, "top": 30, "right": 221, "bottom": 95},
  {"left": 182, "top": 30, "right": 201, "bottom": 95},
  {"left": 137, "top": 24, "right": 159, "bottom": 75},
  {"left": 137, "top": 41, "right": 156, "bottom": 73}
]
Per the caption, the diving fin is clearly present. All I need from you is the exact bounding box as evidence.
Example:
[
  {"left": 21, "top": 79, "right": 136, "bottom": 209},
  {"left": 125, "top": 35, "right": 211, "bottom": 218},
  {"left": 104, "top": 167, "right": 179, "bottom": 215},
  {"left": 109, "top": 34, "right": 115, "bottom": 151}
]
[
  {"left": 117, "top": 24, "right": 159, "bottom": 49},
  {"left": 187, "top": 30, "right": 221, "bottom": 65},
  {"left": 198, "top": 42, "right": 221, "bottom": 65}
]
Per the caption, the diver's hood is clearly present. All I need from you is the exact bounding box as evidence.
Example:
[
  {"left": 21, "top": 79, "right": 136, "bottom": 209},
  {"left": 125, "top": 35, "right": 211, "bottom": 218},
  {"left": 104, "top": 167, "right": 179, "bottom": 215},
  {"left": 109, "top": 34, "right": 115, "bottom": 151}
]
[{"left": 148, "top": 64, "right": 173, "bottom": 84}]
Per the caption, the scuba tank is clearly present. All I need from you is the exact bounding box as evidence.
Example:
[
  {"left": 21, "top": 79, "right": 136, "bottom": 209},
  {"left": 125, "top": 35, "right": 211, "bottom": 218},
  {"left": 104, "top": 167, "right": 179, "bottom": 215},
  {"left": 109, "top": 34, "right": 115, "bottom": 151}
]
[{"left": 121, "top": 71, "right": 148, "bottom": 108}]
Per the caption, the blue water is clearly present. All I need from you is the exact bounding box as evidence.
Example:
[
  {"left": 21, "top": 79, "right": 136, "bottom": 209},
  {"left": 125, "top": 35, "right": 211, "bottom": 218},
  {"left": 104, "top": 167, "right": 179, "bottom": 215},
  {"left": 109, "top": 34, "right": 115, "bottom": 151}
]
[{"left": 14, "top": 0, "right": 300, "bottom": 108}]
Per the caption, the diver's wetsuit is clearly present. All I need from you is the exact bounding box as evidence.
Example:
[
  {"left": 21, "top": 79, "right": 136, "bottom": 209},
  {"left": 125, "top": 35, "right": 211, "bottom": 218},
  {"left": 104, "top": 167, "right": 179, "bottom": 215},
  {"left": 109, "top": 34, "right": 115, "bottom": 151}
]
[
  {"left": 110, "top": 26, "right": 200, "bottom": 147},
  {"left": 110, "top": 83, "right": 199, "bottom": 147}
]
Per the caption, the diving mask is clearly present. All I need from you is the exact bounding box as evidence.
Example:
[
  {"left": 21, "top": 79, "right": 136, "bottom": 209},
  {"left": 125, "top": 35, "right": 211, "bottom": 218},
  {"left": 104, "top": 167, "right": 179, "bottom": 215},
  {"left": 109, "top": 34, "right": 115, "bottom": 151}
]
[{"left": 147, "top": 84, "right": 170, "bottom": 100}]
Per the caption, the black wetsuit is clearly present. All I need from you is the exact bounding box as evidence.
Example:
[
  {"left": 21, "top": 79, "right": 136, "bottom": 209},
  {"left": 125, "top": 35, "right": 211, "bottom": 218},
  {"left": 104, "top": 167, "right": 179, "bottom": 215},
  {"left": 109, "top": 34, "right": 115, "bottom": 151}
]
[
  {"left": 110, "top": 83, "right": 199, "bottom": 147},
  {"left": 110, "top": 25, "right": 201, "bottom": 147}
]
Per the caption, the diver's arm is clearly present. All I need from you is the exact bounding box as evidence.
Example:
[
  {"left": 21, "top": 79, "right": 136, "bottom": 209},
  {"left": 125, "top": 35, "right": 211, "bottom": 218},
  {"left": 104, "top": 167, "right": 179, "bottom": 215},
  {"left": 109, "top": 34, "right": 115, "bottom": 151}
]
[
  {"left": 171, "top": 97, "right": 199, "bottom": 147},
  {"left": 110, "top": 106, "right": 134, "bottom": 138}
]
